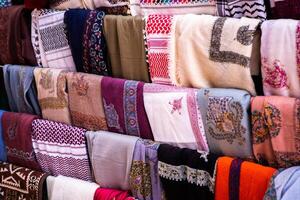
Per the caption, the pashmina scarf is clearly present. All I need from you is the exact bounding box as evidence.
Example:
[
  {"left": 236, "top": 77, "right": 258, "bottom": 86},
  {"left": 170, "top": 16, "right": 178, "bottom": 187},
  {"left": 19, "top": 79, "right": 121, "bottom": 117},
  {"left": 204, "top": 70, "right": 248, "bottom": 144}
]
[
  {"left": 3, "top": 65, "right": 41, "bottom": 115},
  {"left": 0, "top": 69, "right": 9, "bottom": 110},
  {"left": 129, "top": 139, "right": 162, "bottom": 200},
  {"left": 251, "top": 96, "right": 300, "bottom": 168},
  {"left": 0, "top": 162, "right": 48, "bottom": 200},
  {"left": 216, "top": 0, "right": 267, "bottom": 20},
  {"left": 0, "top": 6, "right": 37, "bottom": 66},
  {"left": 197, "top": 88, "right": 253, "bottom": 159},
  {"left": 101, "top": 77, "right": 153, "bottom": 140},
  {"left": 260, "top": 19, "right": 300, "bottom": 98},
  {"left": 34, "top": 68, "right": 71, "bottom": 125},
  {"left": 2, "top": 112, "right": 41, "bottom": 171},
  {"left": 0, "top": 0, "right": 10, "bottom": 7},
  {"left": 86, "top": 131, "right": 139, "bottom": 190},
  {"left": 169, "top": 15, "right": 260, "bottom": 95},
  {"left": 67, "top": 73, "right": 107, "bottom": 131},
  {"left": 157, "top": 144, "right": 219, "bottom": 200},
  {"left": 104, "top": 15, "right": 150, "bottom": 82},
  {"left": 25, "top": 0, "right": 48, "bottom": 8},
  {"left": 47, "top": 176, "right": 99, "bottom": 200},
  {"left": 143, "top": 84, "right": 208, "bottom": 151},
  {"left": 31, "top": 9, "right": 76, "bottom": 71},
  {"left": 269, "top": 0, "right": 300, "bottom": 19},
  {"left": 215, "top": 157, "right": 276, "bottom": 200},
  {"left": 32, "top": 119, "right": 93, "bottom": 181},
  {"left": 94, "top": 188, "right": 135, "bottom": 200},
  {"left": 0, "top": 110, "right": 6, "bottom": 161}
]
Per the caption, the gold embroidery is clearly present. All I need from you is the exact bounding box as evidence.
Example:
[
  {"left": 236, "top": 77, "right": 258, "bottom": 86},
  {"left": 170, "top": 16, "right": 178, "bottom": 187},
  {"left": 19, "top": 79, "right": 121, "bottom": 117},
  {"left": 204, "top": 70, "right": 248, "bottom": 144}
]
[{"left": 71, "top": 111, "right": 108, "bottom": 131}]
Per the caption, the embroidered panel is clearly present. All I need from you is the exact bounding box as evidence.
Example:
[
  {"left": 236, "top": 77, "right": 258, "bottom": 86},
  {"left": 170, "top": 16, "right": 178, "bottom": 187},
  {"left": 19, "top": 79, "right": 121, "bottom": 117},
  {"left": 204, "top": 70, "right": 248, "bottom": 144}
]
[
  {"left": 262, "top": 58, "right": 288, "bottom": 89},
  {"left": 130, "top": 161, "right": 152, "bottom": 198},
  {"left": 71, "top": 111, "right": 107, "bottom": 131},
  {"left": 103, "top": 99, "right": 123, "bottom": 133}
]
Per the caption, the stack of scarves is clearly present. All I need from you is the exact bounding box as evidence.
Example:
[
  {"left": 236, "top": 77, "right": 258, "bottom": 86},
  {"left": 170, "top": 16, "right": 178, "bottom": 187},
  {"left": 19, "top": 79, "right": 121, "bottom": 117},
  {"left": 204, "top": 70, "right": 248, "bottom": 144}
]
[
  {"left": 215, "top": 157, "right": 276, "bottom": 200},
  {"left": 251, "top": 96, "right": 300, "bottom": 168},
  {"left": 103, "top": 15, "right": 150, "bottom": 82},
  {"left": 34, "top": 68, "right": 71, "bottom": 124},
  {"left": 260, "top": 19, "right": 300, "bottom": 98},
  {"left": 31, "top": 119, "right": 93, "bottom": 181},
  {"left": 158, "top": 144, "right": 219, "bottom": 200},
  {"left": 0, "top": 162, "right": 48, "bottom": 200},
  {"left": 64, "top": 9, "right": 109, "bottom": 75},
  {"left": 3, "top": 65, "right": 40, "bottom": 115},
  {"left": 0, "top": 6, "right": 37, "bottom": 66},
  {"left": 0, "top": 110, "right": 6, "bottom": 161},
  {"left": 268, "top": 0, "right": 300, "bottom": 19},
  {"left": 143, "top": 84, "right": 208, "bottom": 151},
  {"left": 31, "top": 9, "right": 76, "bottom": 72},
  {"left": 67, "top": 72, "right": 107, "bottom": 131},
  {"left": 101, "top": 77, "right": 153, "bottom": 140},
  {"left": 1, "top": 112, "right": 41, "bottom": 171}
]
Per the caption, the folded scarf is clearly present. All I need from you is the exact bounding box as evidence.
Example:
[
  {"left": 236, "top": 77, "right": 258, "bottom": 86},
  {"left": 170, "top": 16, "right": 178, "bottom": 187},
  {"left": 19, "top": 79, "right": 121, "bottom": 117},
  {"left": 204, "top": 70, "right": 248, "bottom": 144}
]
[
  {"left": 47, "top": 176, "right": 99, "bottom": 200},
  {"left": 130, "top": 0, "right": 216, "bottom": 16},
  {"left": 34, "top": 68, "right": 71, "bottom": 125},
  {"left": 67, "top": 72, "right": 107, "bottom": 131},
  {"left": 0, "top": 6, "right": 37, "bottom": 65},
  {"left": 169, "top": 15, "right": 260, "bottom": 95},
  {"left": 143, "top": 84, "right": 208, "bottom": 151},
  {"left": 216, "top": 0, "right": 267, "bottom": 20},
  {"left": 0, "top": 0, "right": 11, "bottom": 7},
  {"left": 86, "top": 131, "right": 139, "bottom": 190},
  {"left": 2, "top": 112, "right": 41, "bottom": 171},
  {"left": 130, "top": 139, "right": 162, "bottom": 200},
  {"left": 0, "top": 110, "right": 6, "bottom": 161},
  {"left": 252, "top": 96, "right": 300, "bottom": 168},
  {"left": 0, "top": 162, "right": 48, "bottom": 200},
  {"left": 25, "top": 0, "right": 48, "bottom": 8},
  {"left": 31, "top": 9, "right": 76, "bottom": 71},
  {"left": 158, "top": 144, "right": 219, "bottom": 200},
  {"left": 0, "top": 69, "right": 9, "bottom": 110},
  {"left": 261, "top": 19, "right": 300, "bottom": 98},
  {"left": 32, "top": 119, "right": 93, "bottom": 181},
  {"left": 102, "top": 77, "right": 153, "bottom": 139},
  {"left": 3, "top": 65, "right": 41, "bottom": 115},
  {"left": 104, "top": 15, "right": 150, "bottom": 82},
  {"left": 197, "top": 88, "right": 253, "bottom": 159},
  {"left": 215, "top": 157, "right": 276, "bottom": 200},
  {"left": 65, "top": 9, "right": 109, "bottom": 75},
  {"left": 94, "top": 188, "right": 135, "bottom": 200},
  {"left": 269, "top": 0, "right": 300, "bottom": 19}
]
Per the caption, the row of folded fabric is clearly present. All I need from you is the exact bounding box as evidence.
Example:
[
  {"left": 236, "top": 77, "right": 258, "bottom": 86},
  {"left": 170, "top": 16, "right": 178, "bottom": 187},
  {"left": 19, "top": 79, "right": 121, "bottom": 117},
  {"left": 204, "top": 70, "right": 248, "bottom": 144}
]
[{"left": 1, "top": 65, "right": 300, "bottom": 169}]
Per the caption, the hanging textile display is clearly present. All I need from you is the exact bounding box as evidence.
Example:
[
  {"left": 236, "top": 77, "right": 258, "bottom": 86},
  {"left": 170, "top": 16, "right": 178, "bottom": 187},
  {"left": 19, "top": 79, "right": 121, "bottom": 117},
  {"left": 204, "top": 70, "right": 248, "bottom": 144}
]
[
  {"left": 32, "top": 119, "right": 92, "bottom": 181},
  {"left": 268, "top": 0, "right": 300, "bottom": 19},
  {"left": 0, "top": 162, "right": 48, "bottom": 200},
  {"left": 34, "top": 68, "right": 71, "bottom": 125},
  {"left": 94, "top": 188, "right": 135, "bottom": 200},
  {"left": 197, "top": 88, "right": 253, "bottom": 159},
  {"left": 251, "top": 96, "right": 300, "bottom": 168},
  {"left": 3, "top": 65, "right": 41, "bottom": 115},
  {"left": 31, "top": 9, "right": 76, "bottom": 71},
  {"left": 103, "top": 15, "right": 150, "bottom": 82},
  {"left": 158, "top": 144, "right": 218, "bottom": 200},
  {"left": 0, "top": 6, "right": 37, "bottom": 66},
  {"left": 143, "top": 84, "right": 208, "bottom": 151},
  {"left": 67, "top": 72, "right": 107, "bottom": 131},
  {"left": 0, "top": 110, "right": 6, "bottom": 161},
  {"left": 260, "top": 19, "right": 300, "bottom": 98},
  {"left": 2, "top": 112, "right": 41, "bottom": 171},
  {"left": 215, "top": 157, "right": 276, "bottom": 200},
  {"left": 86, "top": 131, "right": 139, "bottom": 190},
  {"left": 168, "top": 15, "right": 260, "bottom": 95}
]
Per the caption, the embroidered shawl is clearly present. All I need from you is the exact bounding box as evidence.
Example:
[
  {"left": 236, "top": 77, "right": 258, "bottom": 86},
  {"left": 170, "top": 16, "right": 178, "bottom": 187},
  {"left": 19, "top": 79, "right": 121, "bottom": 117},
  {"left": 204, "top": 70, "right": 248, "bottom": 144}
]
[
  {"left": 0, "top": 0, "right": 11, "bottom": 7},
  {"left": 130, "top": 0, "right": 216, "bottom": 16},
  {"left": 47, "top": 176, "right": 99, "bottom": 200},
  {"left": 129, "top": 139, "right": 162, "bottom": 200},
  {"left": 3, "top": 65, "right": 41, "bottom": 115},
  {"left": 0, "top": 110, "right": 6, "bottom": 161},
  {"left": 216, "top": 0, "right": 267, "bottom": 20},
  {"left": 143, "top": 84, "right": 208, "bottom": 151},
  {"left": 169, "top": 15, "right": 260, "bottom": 95},
  {"left": 103, "top": 15, "right": 150, "bottom": 82},
  {"left": 269, "top": 0, "right": 300, "bottom": 19},
  {"left": 67, "top": 73, "right": 107, "bottom": 131},
  {"left": 94, "top": 188, "right": 135, "bottom": 200},
  {"left": 101, "top": 77, "right": 153, "bottom": 139},
  {"left": 32, "top": 119, "right": 93, "bottom": 181},
  {"left": 252, "top": 96, "right": 300, "bottom": 168},
  {"left": 0, "top": 6, "right": 37, "bottom": 66},
  {"left": 0, "top": 162, "right": 48, "bottom": 200},
  {"left": 2, "top": 112, "right": 41, "bottom": 171},
  {"left": 34, "top": 68, "right": 71, "bottom": 125},
  {"left": 86, "top": 131, "right": 139, "bottom": 190},
  {"left": 260, "top": 19, "right": 300, "bottom": 98},
  {"left": 25, "top": 0, "right": 48, "bottom": 8},
  {"left": 215, "top": 157, "right": 276, "bottom": 200},
  {"left": 31, "top": 9, "right": 76, "bottom": 72},
  {"left": 0, "top": 69, "right": 9, "bottom": 110},
  {"left": 197, "top": 88, "right": 253, "bottom": 159},
  {"left": 158, "top": 144, "right": 218, "bottom": 200}
]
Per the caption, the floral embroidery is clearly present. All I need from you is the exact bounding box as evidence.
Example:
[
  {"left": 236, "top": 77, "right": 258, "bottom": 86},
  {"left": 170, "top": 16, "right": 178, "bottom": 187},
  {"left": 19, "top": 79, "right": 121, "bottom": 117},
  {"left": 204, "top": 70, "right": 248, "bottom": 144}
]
[
  {"left": 103, "top": 99, "right": 123, "bottom": 132},
  {"left": 72, "top": 74, "right": 89, "bottom": 96},
  {"left": 252, "top": 110, "right": 269, "bottom": 144},
  {"left": 264, "top": 103, "right": 281, "bottom": 138},
  {"left": 7, "top": 122, "right": 17, "bottom": 140},
  {"left": 71, "top": 111, "right": 107, "bottom": 131},
  {"left": 295, "top": 99, "right": 300, "bottom": 151},
  {"left": 262, "top": 58, "right": 288, "bottom": 89},
  {"left": 236, "top": 25, "right": 255, "bottom": 46},
  {"left": 274, "top": 151, "right": 300, "bottom": 168},
  {"left": 39, "top": 70, "right": 54, "bottom": 92},
  {"left": 169, "top": 97, "right": 183, "bottom": 115}
]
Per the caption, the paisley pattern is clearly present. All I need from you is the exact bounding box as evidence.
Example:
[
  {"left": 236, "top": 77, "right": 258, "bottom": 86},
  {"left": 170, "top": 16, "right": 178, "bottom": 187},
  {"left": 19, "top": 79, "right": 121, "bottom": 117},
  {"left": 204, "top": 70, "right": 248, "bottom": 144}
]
[{"left": 130, "top": 161, "right": 152, "bottom": 198}]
